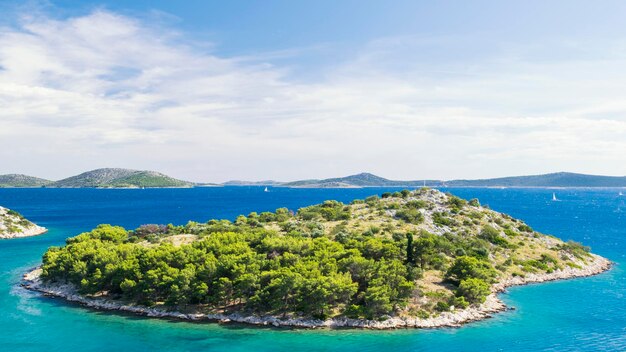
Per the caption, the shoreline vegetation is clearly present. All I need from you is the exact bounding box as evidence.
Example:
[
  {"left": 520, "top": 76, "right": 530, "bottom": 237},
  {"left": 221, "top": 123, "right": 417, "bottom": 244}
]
[
  {"left": 22, "top": 255, "right": 610, "bottom": 329},
  {"left": 0, "top": 206, "right": 47, "bottom": 239},
  {"left": 21, "top": 189, "right": 612, "bottom": 329}
]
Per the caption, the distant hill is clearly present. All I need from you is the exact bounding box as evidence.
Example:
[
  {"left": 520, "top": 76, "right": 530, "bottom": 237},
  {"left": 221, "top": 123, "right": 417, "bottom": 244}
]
[
  {"left": 311, "top": 173, "right": 405, "bottom": 187},
  {"left": 446, "top": 172, "right": 626, "bottom": 188},
  {"left": 3, "top": 170, "right": 626, "bottom": 189},
  {"left": 280, "top": 172, "right": 425, "bottom": 188},
  {"left": 49, "top": 168, "right": 194, "bottom": 188},
  {"left": 0, "top": 174, "right": 52, "bottom": 188},
  {"left": 222, "top": 180, "right": 282, "bottom": 186},
  {"left": 224, "top": 172, "right": 626, "bottom": 188}
]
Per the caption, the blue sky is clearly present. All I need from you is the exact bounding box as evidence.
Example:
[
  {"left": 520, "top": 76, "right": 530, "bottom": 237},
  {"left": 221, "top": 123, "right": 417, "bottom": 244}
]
[{"left": 2, "top": 0, "right": 626, "bottom": 181}]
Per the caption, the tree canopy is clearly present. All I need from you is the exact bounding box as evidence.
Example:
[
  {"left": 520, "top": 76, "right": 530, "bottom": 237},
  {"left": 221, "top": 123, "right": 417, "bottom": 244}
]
[{"left": 39, "top": 188, "right": 591, "bottom": 320}]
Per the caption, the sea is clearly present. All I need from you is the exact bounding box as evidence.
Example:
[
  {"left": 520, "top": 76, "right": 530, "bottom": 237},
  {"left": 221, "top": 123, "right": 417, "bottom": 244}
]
[{"left": 0, "top": 187, "right": 624, "bottom": 352}]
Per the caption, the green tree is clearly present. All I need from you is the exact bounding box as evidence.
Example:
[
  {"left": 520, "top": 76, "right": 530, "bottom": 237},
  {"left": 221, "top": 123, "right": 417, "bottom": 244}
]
[
  {"left": 456, "top": 278, "right": 490, "bottom": 304},
  {"left": 405, "top": 232, "right": 414, "bottom": 264},
  {"left": 446, "top": 256, "right": 497, "bottom": 284}
]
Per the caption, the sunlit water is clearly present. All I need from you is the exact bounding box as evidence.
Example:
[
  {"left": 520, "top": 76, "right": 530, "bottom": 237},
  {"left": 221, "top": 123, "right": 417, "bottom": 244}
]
[{"left": 0, "top": 187, "right": 624, "bottom": 351}]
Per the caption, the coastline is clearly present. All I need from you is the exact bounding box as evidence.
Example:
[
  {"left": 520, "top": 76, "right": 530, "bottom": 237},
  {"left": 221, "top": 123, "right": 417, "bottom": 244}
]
[
  {"left": 21, "top": 254, "right": 612, "bottom": 329},
  {"left": 0, "top": 225, "right": 47, "bottom": 239},
  {"left": 0, "top": 205, "right": 48, "bottom": 239}
]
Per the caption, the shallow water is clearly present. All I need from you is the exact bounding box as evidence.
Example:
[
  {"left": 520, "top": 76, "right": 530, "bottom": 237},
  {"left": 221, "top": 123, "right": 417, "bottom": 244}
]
[{"left": 0, "top": 187, "right": 624, "bottom": 351}]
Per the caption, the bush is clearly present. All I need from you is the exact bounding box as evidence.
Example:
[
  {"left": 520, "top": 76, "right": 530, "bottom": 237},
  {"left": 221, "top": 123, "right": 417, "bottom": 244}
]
[
  {"left": 134, "top": 224, "right": 167, "bottom": 238},
  {"left": 446, "top": 256, "right": 497, "bottom": 284},
  {"left": 435, "top": 301, "right": 450, "bottom": 312},
  {"left": 450, "top": 295, "right": 469, "bottom": 309},
  {"left": 455, "top": 278, "right": 490, "bottom": 304},
  {"left": 395, "top": 208, "right": 424, "bottom": 224},
  {"left": 7, "top": 209, "right": 23, "bottom": 217},
  {"left": 66, "top": 224, "right": 128, "bottom": 244},
  {"left": 416, "top": 309, "right": 430, "bottom": 319},
  {"left": 405, "top": 200, "right": 427, "bottom": 209},
  {"left": 258, "top": 212, "right": 276, "bottom": 222},
  {"left": 479, "top": 225, "right": 510, "bottom": 247},
  {"left": 298, "top": 201, "right": 351, "bottom": 221},
  {"left": 344, "top": 304, "right": 365, "bottom": 318},
  {"left": 365, "top": 195, "right": 379, "bottom": 204},
  {"left": 559, "top": 240, "right": 591, "bottom": 259},
  {"left": 503, "top": 228, "right": 519, "bottom": 238},
  {"left": 468, "top": 198, "right": 480, "bottom": 207},
  {"left": 447, "top": 195, "right": 467, "bottom": 209},
  {"left": 433, "top": 212, "right": 453, "bottom": 226}
]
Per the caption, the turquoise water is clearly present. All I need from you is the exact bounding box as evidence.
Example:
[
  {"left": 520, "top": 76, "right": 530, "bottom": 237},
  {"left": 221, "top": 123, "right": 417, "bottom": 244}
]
[{"left": 0, "top": 187, "right": 624, "bottom": 351}]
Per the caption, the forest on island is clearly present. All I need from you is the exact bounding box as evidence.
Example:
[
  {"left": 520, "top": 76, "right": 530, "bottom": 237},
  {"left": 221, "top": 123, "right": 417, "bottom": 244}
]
[{"left": 40, "top": 190, "right": 589, "bottom": 320}]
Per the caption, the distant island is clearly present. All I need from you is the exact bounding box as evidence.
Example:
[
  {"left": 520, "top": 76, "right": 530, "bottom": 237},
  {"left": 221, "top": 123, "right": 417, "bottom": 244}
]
[
  {"left": 0, "top": 174, "right": 52, "bottom": 188},
  {"left": 3, "top": 170, "right": 626, "bottom": 189},
  {"left": 226, "top": 172, "right": 626, "bottom": 188},
  {"left": 0, "top": 168, "right": 196, "bottom": 188},
  {"left": 277, "top": 172, "right": 626, "bottom": 188},
  {"left": 445, "top": 172, "right": 626, "bottom": 188},
  {"left": 23, "top": 189, "right": 610, "bottom": 328},
  {"left": 49, "top": 168, "right": 194, "bottom": 188},
  {"left": 0, "top": 206, "right": 47, "bottom": 239}
]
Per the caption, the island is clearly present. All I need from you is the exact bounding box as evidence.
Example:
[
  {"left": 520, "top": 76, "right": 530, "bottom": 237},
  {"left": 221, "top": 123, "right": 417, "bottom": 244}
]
[
  {"left": 48, "top": 168, "right": 195, "bottom": 188},
  {"left": 4, "top": 169, "right": 626, "bottom": 188},
  {"left": 0, "top": 168, "right": 196, "bottom": 188},
  {"left": 223, "top": 171, "right": 626, "bottom": 188},
  {"left": 22, "top": 188, "right": 610, "bottom": 328},
  {"left": 0, "top": 174, "right": 52, "bottom": 188},
  {"left": 0, "top": 206, "right": 47, "bottom": 239}
]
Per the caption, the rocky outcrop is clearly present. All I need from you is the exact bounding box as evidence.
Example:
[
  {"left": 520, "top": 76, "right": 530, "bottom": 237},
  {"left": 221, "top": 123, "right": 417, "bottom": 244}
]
[
  {"left": 0, "top": 206, "right": 47, "bottom": 239},
  {"left": 493, "top": 254, "right": 612, "bottom": 292},
  {"left": 21, "top": 254, "right": 611, "bottom": 329}
]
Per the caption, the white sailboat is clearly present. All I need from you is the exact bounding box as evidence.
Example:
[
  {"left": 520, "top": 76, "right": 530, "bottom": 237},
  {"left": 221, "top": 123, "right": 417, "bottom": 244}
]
[
  {"left": 264, "top": 187, "right": 269, "bottom": 192},
  {"left": 552, "top": 192, "right": 558, "bottom": 201}
]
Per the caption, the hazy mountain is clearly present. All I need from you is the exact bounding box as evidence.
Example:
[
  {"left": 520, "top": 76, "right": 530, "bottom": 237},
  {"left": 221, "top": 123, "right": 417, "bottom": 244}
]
[
  {"left": 0, "top": 174, "right": 52, "bottom": 188},
  {"left": 446, "top": 172, "right": 626, "bottom": 187},
  {"left": 49, "top": 168, "right": 194, "bottom": 188},
  {"left": 4, "top": 170, "right": 626, "bottom": 189},
  {"left": 222, "top": 180, "right": 282, "bottom": 186},
  {"left": 230, "top": 172, "right": 626, "bottom": 188},
  {"left": 280, "top": 173, "right": 432, "bottom": 188}
]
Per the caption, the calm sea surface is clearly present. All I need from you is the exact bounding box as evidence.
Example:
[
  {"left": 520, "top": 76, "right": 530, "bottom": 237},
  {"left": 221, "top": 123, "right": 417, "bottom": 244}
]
[{"left": 0, "top": 187, "right": 624, "bottom": 351}]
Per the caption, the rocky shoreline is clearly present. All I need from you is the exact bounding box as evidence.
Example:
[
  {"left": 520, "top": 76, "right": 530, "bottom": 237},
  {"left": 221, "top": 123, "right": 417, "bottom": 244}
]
[
  {"left": 0, "top": 205, "right": 48, "bottom": 239},
  {"left": 21, "top": 254, "right": 612, "bottom": 330},
  {"left": 0, "top": 225, "right": 48, "bottom": 239}
]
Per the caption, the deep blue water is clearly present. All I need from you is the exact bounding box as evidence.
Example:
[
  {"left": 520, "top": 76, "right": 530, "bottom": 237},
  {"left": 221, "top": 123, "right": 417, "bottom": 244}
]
[{"left": 0, "top": 187, "right": 624, "bottom": 351}]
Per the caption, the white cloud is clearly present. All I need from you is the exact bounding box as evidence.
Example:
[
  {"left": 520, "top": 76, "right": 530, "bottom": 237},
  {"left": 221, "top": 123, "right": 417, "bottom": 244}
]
[{"left": 1, "top": 10, "right": 626, "bottom": 182}]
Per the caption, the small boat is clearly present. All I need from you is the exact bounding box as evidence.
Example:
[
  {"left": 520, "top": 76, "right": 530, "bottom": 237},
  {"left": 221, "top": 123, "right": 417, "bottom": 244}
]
[
  {"left": 619, "top": 191, "right": 624, "bottom": 196},
  {"left": 552, "top": 192, "right": 558, "bottom": 201},
  {"left": 264, "top": 187, "right": 269, "bottom": 192}
]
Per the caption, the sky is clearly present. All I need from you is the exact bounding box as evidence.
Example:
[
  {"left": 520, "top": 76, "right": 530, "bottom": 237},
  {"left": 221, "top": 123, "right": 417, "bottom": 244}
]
[{"left": 2, "top": 0, "right": 626, "bottom": 182}]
